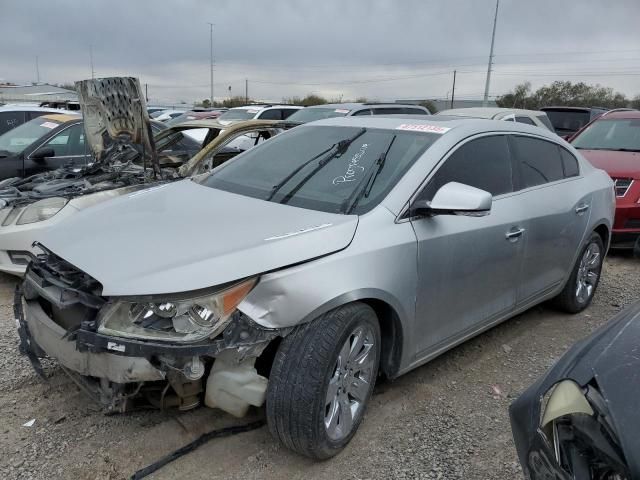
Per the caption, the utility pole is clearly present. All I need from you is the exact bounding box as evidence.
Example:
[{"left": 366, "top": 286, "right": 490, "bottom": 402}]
[
  {"left": 145, "top": 83, "right": 148, "bottom": 103},
  {"left": 450, "top": 70, "right": 457, "bottom": 109},
  {"left": 89, "top": 44, "right": 95, "bottom": 79},
  {"left": 245, "top": 78, "right": 248, "bottom": 104},
  {"left": 483, "top": 0, "right": 499, "bottom": 107},
  {"left": 35, "top": 56, "right": 40, "bottom": 83},
  {"left": 207, "top": 22, "right": 214, "bottom": 106}
]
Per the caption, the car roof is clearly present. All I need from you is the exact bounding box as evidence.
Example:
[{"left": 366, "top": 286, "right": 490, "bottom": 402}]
[
  {"left": 229, "top": 105, "right": 301, "bottom": 111},
  {"left": 540, "top": 106, "right": 607, "bottom": 113},
  {"left": 0, "top": 105, "right": 76, "bottom": 114},
  {"left": 308, "top": 115, "right": 562, "bottom": 141},
  {"left": 165, "top": 118, "right": 284, "bottom": 131},
  {"left": 595, "top": 110, "right": 640, "bottom": 120},
  {"left": 437, "top": 107, "right": 544, "bottom": 118},
  {"left": 304, "top": 103, "right": 427, "bottom": 110}
]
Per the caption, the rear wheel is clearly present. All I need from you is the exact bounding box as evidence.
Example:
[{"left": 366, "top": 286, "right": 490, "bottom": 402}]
[
  {"left": 266, "top": 302, "right": 380, "bottom": 459},
  {"left": 553, "top": 232, "right": 604, "bottom": 313}
]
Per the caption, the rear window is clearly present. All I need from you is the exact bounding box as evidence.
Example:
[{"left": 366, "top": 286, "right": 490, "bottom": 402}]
[
  {"left": 571, "top": 119, "right": 640, "bottom": 152},
  {"left": 536, "top": 114, "right": 554, "bottom": 132},
  {"left": 510, "top": 136, "right": 564, "bottom": 188},
  {"left": 0, "top": 111, "right": 26, "bottom": 135},
  {"left": 285, "top": 108, "right": 350, "bottom": 124},
  {"left": 373, "top": 107, "right": 428, "bottom": 115},
  {"left": 543, "top": 110, "right": 591, "bottom": 134},
  {"left": 200, "top": 125, "right": 439, "bottom": 215}
]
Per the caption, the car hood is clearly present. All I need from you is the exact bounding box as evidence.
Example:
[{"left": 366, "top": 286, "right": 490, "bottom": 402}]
[
  {"left": 38, "top": 179, "right": 358, "bottom": 296},
  {"left": 579, "top": 149, "right": 640, "bottom": 179}
]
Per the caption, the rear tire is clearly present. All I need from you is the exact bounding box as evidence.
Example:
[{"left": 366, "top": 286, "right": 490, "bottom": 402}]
[
  {"left": 553, "top": 232, "right": 604, "bottom": 313},
  {"left": 266, "top": 302, "right": 380, "bottom": 459}
]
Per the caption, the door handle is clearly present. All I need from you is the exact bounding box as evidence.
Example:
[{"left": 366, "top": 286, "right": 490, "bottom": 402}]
[
  {"left": 505, "top": 227, "right": 525, "bottom": 241},
  {"left": 575, "top": 204, "right": 590, "bottom": 214}
]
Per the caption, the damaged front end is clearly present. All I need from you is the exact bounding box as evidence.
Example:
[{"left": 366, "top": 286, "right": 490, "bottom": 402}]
[{"left": 16, "top": 246, "right": 288, "bottom": 416}]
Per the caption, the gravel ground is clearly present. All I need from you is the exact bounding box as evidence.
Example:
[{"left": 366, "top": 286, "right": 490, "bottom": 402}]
[{"left": 0, "top": 252, "right": 638, "bottom": 480}]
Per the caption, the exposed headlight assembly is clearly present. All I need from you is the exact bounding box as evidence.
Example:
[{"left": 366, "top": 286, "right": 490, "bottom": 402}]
[
  {"left": 17, "top": 197, "right": 68, "bottom": 225},
  {"left": 98, "top": 278, "right": 257, "bottom": 342}
]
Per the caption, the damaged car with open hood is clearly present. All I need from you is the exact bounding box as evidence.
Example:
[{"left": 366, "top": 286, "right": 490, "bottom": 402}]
[
  {"left": 0, "top": 77, "right": 283, "bottom": 275},
  {"left": 16, "top": 115, "right": 614, "bottom": 459}
]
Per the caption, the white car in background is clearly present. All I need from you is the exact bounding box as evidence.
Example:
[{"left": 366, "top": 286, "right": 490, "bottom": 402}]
[
  {"left": 150, "top": 109, "right": 188, "bottom": 122},
  {"left": 437, "top": 107, "right": 555, "bottom": 132},
  {"left": 217, "top": 104, "right": 302, "bottom": 125}
]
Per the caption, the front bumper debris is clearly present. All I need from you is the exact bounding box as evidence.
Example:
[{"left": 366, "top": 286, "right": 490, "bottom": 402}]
[{"left": 16, "top": 273, "right": 285, "bottom": 414}]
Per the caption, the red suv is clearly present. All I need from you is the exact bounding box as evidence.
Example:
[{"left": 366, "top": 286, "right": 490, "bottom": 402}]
[{"left": 571, "top": 110, "right": 640, "bottom": 249}]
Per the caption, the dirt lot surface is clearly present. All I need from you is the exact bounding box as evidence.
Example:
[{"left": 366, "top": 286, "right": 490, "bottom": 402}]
[{"left": 0, "top": 253, "right": 638, "bottom": 480}]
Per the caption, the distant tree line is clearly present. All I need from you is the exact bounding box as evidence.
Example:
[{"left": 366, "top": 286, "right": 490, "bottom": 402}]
[
  {"left": 196, "top": 81, "right": 639, "bottom": 112},
  {"left": 497, "top": 81, "right": 640, "bottom": 110}
]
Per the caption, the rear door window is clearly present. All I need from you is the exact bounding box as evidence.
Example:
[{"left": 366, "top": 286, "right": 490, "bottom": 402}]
[
  {"left": 258, "top": 109, "right": 281, "bottom": 120},
  {"left": 421, "top": 135, "right": 513, "bottom": 199},
  {"left": 559, "top": 147, "right": 580, "bottom": 178},
  {"left": 510, "top": 136, "right": 564, "bottom": 188},
  {"left": 515, "top": 116, "right": 536, "bottom": 126}
]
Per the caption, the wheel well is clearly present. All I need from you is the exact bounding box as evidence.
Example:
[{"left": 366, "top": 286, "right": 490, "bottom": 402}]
[
  {"left": 257, "top": 298, "right": 404, "bottom": 380},
  {"left": 594, "top": 224, "right": 609, "bottom": 249},
  {"left": 360, "top": 298, "right": 403, "bottom": 379}
]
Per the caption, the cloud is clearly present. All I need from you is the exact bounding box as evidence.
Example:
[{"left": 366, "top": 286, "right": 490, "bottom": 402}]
[{"left": 2, "top": 0, "right": 639, "bottom": 104}]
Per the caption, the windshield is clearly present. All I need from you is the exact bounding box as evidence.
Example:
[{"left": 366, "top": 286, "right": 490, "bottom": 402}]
[
  {"left": 218, "top": 109, "right": 258, "bottom": 122},
  {"left": 200, "top": 125, "right": 438, "bottom": 215},
  {"left": 286, "top": 107, "right": 351, "bottom": 124},
  {"left": 544, "top": 110, "right": 591, "bottom": 133},
  {"left": 0, "top": 117, "right": 62, "bottom": 155},
  {"left": 572, "top": 119, "right": 640, "bottom": 152}
]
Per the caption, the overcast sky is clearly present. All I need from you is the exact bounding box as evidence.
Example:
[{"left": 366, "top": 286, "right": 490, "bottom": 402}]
[{"left": 2, "top": 0, "right": 640, "bottom": 105}]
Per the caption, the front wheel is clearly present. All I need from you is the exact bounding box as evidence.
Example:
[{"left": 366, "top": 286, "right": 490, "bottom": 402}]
[
  {"left": 553, "top": 232, "right": 604, "bottom": 313},
  {"left": 266, "top": 302, "right": 380, "bottom": 459}
]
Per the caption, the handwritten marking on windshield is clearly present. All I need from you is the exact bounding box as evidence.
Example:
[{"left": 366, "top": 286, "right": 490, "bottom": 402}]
[
  {"left": 264, "top": 223, "right": 333, "bottom": 241},
  {"left": 332, "top": 143, "right": 368, "bottom": 185}
]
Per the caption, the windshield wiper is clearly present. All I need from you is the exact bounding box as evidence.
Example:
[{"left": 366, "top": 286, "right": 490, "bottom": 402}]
[
  {"left": 342, "top": 134, "right": 397, "bottom": 214},
  {"left": 612, "top": 148, "right": 640, "bottom": 152},
  {"left": 277, "top": 128, "right": 367, "bottom": 205}
]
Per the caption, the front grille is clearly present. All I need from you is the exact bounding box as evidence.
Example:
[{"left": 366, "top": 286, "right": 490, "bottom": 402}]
[
  {"left": 24, "top": 243, "right": 105, "bottom": 310},
  {"left": 624, "top": 219, "right": 640, "bottom": 229},
  {"left": 613, "top": 178, "right": 633, "bottom": 197}
]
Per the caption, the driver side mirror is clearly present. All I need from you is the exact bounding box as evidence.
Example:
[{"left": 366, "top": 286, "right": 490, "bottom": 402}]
[
  {"left": 411, "top": 182, "right": 492, "bottom": 217},
  {"left": 31, "top": 147, "right": 55, "bottom": 161}
]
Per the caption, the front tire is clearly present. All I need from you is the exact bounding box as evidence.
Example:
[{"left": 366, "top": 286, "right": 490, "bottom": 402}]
[
  {"left": 266, "top": 302, "right": 380, "bottom": 459},
  {"left": 553, "top": 232, "right": 604, "bottom": 313}
]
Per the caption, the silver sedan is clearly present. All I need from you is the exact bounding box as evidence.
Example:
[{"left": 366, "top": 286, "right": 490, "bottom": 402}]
[{"left": 18, "top": 116, "right": 614, "bottom": 459}]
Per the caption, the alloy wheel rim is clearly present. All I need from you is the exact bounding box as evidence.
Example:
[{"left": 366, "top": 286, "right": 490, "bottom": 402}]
[
  {"left": 575, "top": 242, "right": 601, "bottom": 304},
  {"left": 324, "top": 324, "right": 376, "bottom": 441}
]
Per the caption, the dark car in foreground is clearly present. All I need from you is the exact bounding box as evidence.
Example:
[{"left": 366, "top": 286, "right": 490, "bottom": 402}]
[
  {"left": 510, "top": 301, "right": 640, "bottom": 479},
  {"left": 570, "top": 110, "right": 640, "bottom": 250},
  {"left": 540, "top": 107, "right": 608, "bottom": 138},
  {"left": 0, "top": 113, "right": 86, "bottom": 180}
]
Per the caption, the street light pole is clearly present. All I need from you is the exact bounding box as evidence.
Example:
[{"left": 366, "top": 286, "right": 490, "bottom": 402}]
[
  {"left": 483, "top": 0, "right": 499, "bottom": 107},
  {"left": 207, "top": 22, "right": 214, "bottom": 106}
]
